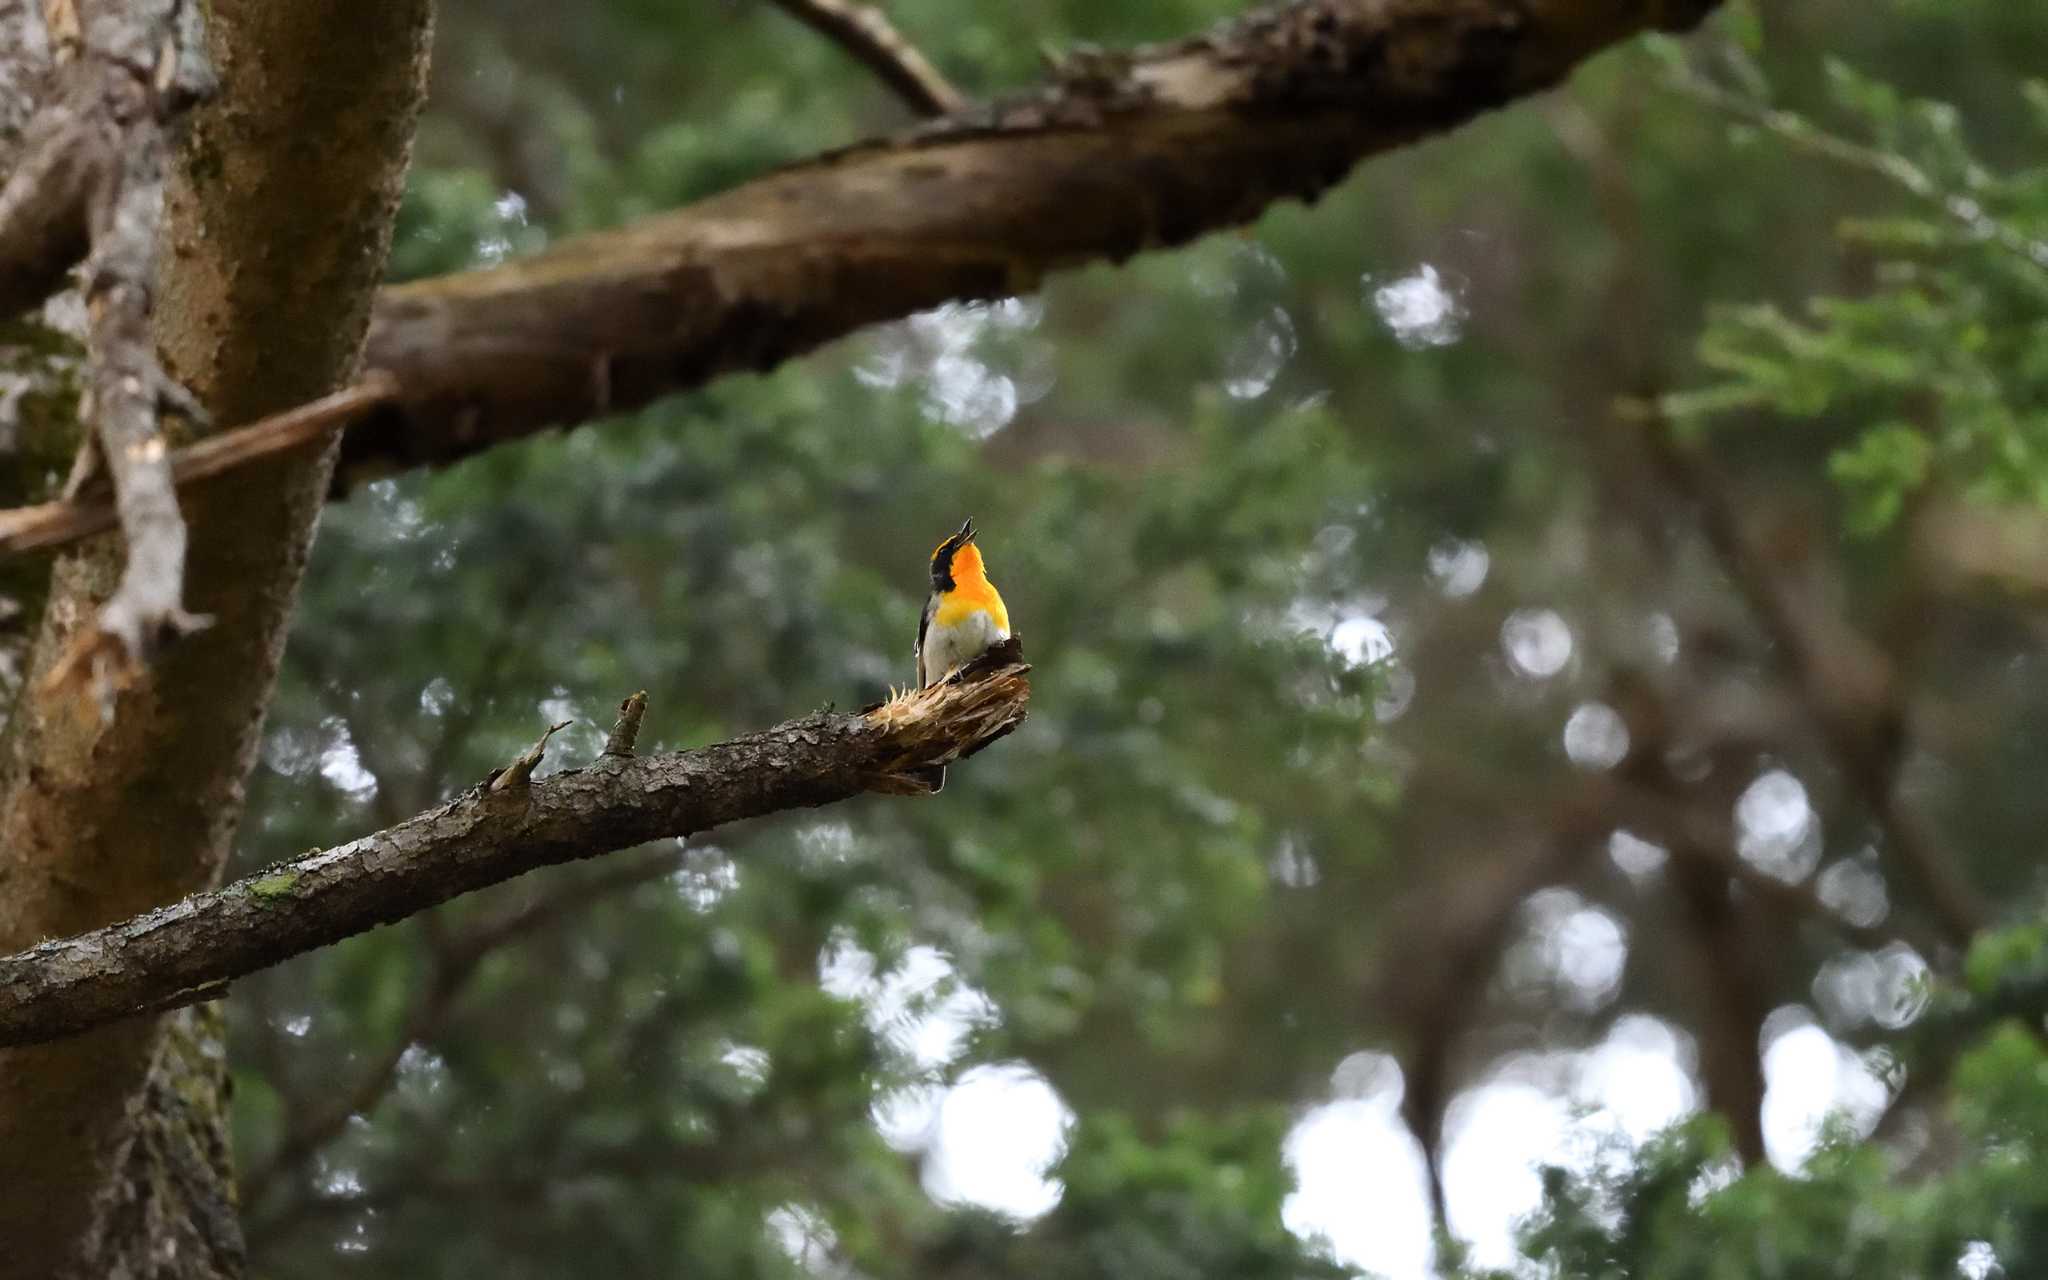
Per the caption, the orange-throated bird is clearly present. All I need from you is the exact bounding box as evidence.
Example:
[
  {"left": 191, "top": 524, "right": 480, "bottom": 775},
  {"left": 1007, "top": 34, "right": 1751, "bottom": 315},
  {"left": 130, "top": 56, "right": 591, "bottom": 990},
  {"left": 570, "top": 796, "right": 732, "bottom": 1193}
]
[{"left": 913, "top": 517, "right": 1011, "bottom": 792}]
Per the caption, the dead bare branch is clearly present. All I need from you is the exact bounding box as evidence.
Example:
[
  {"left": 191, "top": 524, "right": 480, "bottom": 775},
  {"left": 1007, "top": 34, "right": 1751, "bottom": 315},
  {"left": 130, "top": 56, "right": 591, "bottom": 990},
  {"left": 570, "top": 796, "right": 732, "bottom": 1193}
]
[
  {"left": 0, "top": 375, "right": 398, "bottom": 555},
  {"left": 1, "top": 0, "right": 219, "bottom": 707},
  {"left": 0, "top": 641, "right": 1030, "bottom": 1047},
  {"left": 765, "top": 0, "right": 962, "bottom": 117},
  {"left": 485, "top": 718, "right": 571, "bottom": 792}
]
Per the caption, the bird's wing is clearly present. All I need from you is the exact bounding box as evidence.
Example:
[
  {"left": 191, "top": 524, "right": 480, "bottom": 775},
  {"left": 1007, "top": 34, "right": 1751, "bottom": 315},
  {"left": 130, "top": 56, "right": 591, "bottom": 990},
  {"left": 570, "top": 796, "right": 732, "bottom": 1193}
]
[{"left": 915, "top": 593, "right": 937, "bottom": 687}]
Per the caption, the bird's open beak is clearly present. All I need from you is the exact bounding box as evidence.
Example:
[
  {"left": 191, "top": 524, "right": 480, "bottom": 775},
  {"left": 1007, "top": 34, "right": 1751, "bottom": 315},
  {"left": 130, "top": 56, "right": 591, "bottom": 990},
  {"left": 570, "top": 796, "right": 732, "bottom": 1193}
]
[{"left": 957, "top": 517, "right": 976, "bottom": 544}]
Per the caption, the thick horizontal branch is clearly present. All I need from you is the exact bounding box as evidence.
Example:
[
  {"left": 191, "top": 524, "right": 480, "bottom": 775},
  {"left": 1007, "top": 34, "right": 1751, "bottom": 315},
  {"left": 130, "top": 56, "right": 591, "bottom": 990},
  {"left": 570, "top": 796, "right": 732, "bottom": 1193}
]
[
  {"left": 333, "top": 0, "right": 1719, "bottom": 489},
  {"left": 0, "top": 641, "right": 1030, "bottom": 1047},
  {"left": 0, "top": 0, "right": 1718, "bottom": 541}
]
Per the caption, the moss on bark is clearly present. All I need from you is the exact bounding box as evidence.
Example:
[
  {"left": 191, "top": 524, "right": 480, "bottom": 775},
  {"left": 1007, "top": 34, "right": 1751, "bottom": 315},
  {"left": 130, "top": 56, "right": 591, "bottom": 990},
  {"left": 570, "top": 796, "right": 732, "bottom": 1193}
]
[{"left": 0, "top": 2, "right": 432, "bottom": 1274}]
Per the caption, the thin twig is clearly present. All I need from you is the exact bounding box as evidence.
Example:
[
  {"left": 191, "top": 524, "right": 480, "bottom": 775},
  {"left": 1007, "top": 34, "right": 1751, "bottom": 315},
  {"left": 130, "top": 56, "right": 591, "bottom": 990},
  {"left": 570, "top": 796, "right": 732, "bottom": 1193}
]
[
  {"left": 0, "top": 374, "right": 398, "bottom": 555},
  {"left": 1666, "top": 66, "right": 2048, "bottom": 277},
  {"left": 486, "top": 718, "right": 571, "bottom": 792},
  {"left": 765, "top": 0, "right": 962, "bottom": 117}
]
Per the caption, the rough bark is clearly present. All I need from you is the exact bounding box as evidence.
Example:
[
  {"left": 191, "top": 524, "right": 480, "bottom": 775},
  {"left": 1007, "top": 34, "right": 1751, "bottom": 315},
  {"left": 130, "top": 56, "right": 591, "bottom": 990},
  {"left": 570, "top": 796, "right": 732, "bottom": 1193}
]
[
  {"left": 87, "top": 1005, "right": 245, "bottom": 1279},
  {"left": 0, "top": 2, "right": 432, "bottom": 1276},
  {"left": 0, "top": 2, "right": 53, "bottom": 157},
  {"left": 0, "top": 12, "right": 83, "bottom": 321},
  {"left": 0, "top": 0, "right": 1722, "bottom": 549},
  {"left": 332, "top": 0, "right": 1720, "bottom": 489},
  {"left": 0, "top": 644, "right": 1031, "bottom": 1047},
  {"left": 0, "top": 0, "right": 71, "bottom": 512}
]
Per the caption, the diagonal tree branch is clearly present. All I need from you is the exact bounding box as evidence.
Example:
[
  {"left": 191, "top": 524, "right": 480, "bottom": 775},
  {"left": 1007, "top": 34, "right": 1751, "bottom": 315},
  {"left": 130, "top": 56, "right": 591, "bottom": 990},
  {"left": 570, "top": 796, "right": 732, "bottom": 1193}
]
[
  {"left": 340, "top": 0, "right": 1719, "bottom": 488},
  {"left": 766, "top": 0, "right": 962, "bottom": 117},
  {"left": 0, "top": 0, "right": 1720, "bottom": 549},
  {"left": 0, "top": 376, "right": 396, "bottom": 555},
  {"left": 0, "top": 642, "right": 1031, "bottom": 1048},
  {"left": 1635, "top": 411, "right": 1991, "bottom": 945}
]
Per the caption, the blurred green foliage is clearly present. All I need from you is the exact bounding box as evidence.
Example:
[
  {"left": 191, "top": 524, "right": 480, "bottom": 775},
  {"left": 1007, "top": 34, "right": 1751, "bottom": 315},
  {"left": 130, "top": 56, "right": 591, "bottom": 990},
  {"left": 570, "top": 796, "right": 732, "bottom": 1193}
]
[
  {"left": 1658, "top": 52, "right": 2048, "bottom": 531},
  {"left": 1468, "top": 938, "right": 2048, "bottom": 1279},
  {"left": 226, "top": 0, "right": 2048, "bottom": 1276}
]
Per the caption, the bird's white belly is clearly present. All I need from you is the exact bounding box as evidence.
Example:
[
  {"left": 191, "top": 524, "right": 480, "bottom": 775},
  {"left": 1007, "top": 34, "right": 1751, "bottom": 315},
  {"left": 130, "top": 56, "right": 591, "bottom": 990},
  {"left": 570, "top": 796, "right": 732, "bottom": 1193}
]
[{"left": 923, "top": 609, "right": 1008, "bottom": 684}]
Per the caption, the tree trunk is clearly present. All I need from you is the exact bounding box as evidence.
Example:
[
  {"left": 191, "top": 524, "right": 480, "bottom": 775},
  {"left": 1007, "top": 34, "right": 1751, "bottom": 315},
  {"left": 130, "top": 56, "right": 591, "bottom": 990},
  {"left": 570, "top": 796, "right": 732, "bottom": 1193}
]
[{"left": 0, "top": 2, "right": 432, "bottom": 1275}]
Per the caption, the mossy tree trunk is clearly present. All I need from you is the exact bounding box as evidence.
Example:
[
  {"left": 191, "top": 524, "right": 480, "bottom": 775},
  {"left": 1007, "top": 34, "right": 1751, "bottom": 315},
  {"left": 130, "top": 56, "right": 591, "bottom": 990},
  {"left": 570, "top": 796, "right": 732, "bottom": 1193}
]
[{"left": 0, "top": 2, "right": 432, "bottom": 1275}]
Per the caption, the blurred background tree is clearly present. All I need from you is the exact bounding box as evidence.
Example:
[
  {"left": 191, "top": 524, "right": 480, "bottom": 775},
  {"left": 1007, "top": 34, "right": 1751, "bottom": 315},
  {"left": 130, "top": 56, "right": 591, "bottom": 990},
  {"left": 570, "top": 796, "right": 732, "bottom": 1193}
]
[{"left": 213, "top": 0, "right": 2048, "bottom": 1276}]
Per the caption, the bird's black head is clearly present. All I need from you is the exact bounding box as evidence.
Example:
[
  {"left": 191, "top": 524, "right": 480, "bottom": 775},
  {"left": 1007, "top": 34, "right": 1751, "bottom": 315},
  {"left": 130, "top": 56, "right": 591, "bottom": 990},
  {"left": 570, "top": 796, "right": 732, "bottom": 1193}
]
[{"left": 929, "top": 517, "right": 975, "bottom": 592}]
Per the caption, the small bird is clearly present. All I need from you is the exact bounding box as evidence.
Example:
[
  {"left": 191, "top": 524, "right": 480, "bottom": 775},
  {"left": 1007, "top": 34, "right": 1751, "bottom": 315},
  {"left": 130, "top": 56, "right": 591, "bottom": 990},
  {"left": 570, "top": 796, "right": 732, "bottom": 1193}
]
[{"left": 913, "top": 517, "right": 1011, "bottom": 791}]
